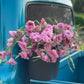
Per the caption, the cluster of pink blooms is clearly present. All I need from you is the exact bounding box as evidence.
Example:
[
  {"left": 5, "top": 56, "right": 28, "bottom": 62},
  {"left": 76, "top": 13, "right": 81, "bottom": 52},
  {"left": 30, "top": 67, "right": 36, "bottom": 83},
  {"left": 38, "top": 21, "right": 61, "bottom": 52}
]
[{"left": 0, "top": 18, "right": 81, "bottom": 65}]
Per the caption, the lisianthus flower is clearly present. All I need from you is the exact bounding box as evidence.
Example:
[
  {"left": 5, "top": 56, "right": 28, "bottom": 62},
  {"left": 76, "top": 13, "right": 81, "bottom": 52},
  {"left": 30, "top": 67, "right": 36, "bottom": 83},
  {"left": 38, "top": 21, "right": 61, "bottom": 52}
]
[
  {"left": 36, "top": 25, "right": 41, "bottom": 32},
  {"left": 16, "top": 30, "right": 24, "bottom": 39},
  {"left": 27, "top": 49, "right": 32, "bottom": 56},
  {"left": 30, "top": 32, "right": 39, "bottom": 39},
  {"left": 46, "top": 49, "right": 59, "bottom": 63},
  {"left": 42, "top": 35, "right": 51, "bottom": 43},
  {"left": 6, "top": 51, "right": 12, "bottom": 56},
  {"left": 7, "top": 38, "right": 13, "bottom": 47},
  {"left": 0, "top": 51, "right": 6, "bottom": 59},
  {"left": 41, "top": 55, "right": 50, "bottom": 63},
  {"left": 33, "top": 35, "right": 41, "bottom": 42},
  {"left": 57, "top": 23, "right": 65, "bottom": 29},
  {"left": 71, "top": 44, "right": 78, "bottom": 50},
  {"left": 25, "top": 28, "right": 32, "bottom": 35},
  {"left": 63, "top": 30, "right": 73, "bottom": 40},
  {"left": 21, "top": 36, "right": 29, "bottom": 43},
  {"left": 19, "top": 52, "right": 29, "bottom": 59},
  {"left": 35, "top": 48, "right": 42, "bottom": 56},
  {"left": 53, "top": 25, "right": 57, "bottom": 31},
  {"left": 63, "top": 38, "right": 71, "bottom": 48},
  {"left": 64, "top": 24, "right": 72, "bottom": 31},
  {"left": 44, "top": 44, "right": 51, "bottom": 51},
  {"left": 41, "top": 18, "right": 47, "bottom": 26},
  {"left": 9, "top": 31, "right": 16, "bottom": 37},
  {"left": 26, "top": 20, "right": 35, "bottom": 30},
  {"left": 18, "top": 42, "right": 27, "bottom": 51},
  {"left": 8, "top": 38, "right": 13, "bottom": 43},
  {"left": 59, "top": 50, "right": 66, "bottom": 57},
  {"left": 7, "top": 58, "right": 17, "bottom": 65},
  {"left": 73, "top": 33, "right": 78, "bottom": 37},
  {"left": 30, "top": 32, "right": 41, "bottom": 42},
  {"left": 51, "top": 50, "right": 59, "bottom": 58},
  {"left": 54, "top": 34, "right": 63, "bottom": 44}
]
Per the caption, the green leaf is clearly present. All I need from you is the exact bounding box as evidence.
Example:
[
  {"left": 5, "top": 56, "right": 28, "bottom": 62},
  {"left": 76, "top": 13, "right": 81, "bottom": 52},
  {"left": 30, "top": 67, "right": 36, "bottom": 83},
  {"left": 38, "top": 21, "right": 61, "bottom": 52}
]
[
  {"left": 67, "top": 59, "right": 74, "bottom": 72},
  {"left": 79, "top": 43, "right": 84, "bottom": 50},
  {"left": 40, "top": 49, "right": 45, "bottom": 51},
  {"left": 53, "top": 36, "right": 56, "bottom": 40},
  {"left": 15, "top": 55, "right": 20, "bottom": 59},
  {"left": 35, "top": 20, "right": 40, "bottom": 25},
  {"left": 27, "top": 46, "right": 33, "bottom": 49},
  {"left": 54, "top": 19, "right": 58, "bottom": 24},
  {"left": 20, "top": 26, "right": 24, "bottom": 31},
  {"left": 32, "top": 56, "right": 41, "bottom": 59},
  {"left": 37, "top": 43, "right": 40, "bottom": 45},
  {"left": 0, "top": 59, "right": 2, "bottom": 64},
  {"left": 32, "top": 59, "right": 39, "bottom": 62},
  {"left": 49, "top": 41, "right": 54, "bottom": 44},
  {"left": 69, "top": 56, "right": 75, "bottom": 69},
  {"left": 41, "top": 25, "right": 46, "bottom": 29}
]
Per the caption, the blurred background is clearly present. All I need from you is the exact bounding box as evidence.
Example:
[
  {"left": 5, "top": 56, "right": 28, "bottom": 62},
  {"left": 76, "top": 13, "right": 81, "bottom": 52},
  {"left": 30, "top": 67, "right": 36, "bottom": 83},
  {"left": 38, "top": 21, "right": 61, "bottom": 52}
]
[{"left": 71, "top": 0, "right": 84, "bottom": 44}]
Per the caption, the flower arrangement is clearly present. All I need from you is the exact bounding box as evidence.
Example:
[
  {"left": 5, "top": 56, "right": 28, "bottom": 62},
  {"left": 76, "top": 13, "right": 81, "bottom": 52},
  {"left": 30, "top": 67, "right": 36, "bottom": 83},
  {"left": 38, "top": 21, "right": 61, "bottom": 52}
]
[{"left": 0, "top": 18, "right": 81, "bottom": 67}]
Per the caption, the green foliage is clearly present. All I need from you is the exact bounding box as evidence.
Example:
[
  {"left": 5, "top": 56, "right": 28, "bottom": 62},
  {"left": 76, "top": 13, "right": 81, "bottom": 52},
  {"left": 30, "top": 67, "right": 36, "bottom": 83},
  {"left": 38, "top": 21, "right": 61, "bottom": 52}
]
[
  {"left": 71, "top": 0, "right": 84, "bottom": 13},
  {"left": 75, "top": 14, "right": 84, "bottom": 30}
]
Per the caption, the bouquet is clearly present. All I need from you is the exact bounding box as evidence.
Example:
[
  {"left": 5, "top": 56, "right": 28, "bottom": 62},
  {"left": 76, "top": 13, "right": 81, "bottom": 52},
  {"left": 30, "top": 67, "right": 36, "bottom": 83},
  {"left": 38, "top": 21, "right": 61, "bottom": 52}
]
[{"left": 0, "top": 18, "right": 81, "bottom": 67}]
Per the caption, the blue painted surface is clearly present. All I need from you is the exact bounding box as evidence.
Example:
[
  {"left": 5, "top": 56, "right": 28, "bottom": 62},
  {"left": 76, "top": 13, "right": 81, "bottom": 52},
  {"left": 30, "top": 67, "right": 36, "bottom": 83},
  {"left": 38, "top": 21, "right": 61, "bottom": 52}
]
[
  {"left": 30, "top": 51, "right": 84, "bottom": 84},
  {"left": 0, "top": 0, "right": 29, "bottom": 84},
  {"left": 24, "top": 0, "right": 72, "bottom": 7}
]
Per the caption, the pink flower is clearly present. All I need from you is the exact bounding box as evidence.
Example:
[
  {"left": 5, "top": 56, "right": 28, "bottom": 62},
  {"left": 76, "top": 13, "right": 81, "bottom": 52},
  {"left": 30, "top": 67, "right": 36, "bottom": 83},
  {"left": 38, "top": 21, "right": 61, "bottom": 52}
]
[
  {"left": 41, "top": 24, "right": 53, "bottom": 43},
  {"left": 18, "top": 42, "right": 27, "bottom": 51},
  {"left": 26, "top": 20, "right": 35, "bottom": 30},
  {"left": 44, "top": 44, "right": 51, "bottom": 51},
  {"left": 51, "top": 50, "right": 59, "bottom": 58},
  {"left": 0, "top": 51, "right": 6, "bottom": 59},
  {"left": 53, "top": 25, "right": 57, "bottom": 31},
  {"left": 46, "top": 49, "right": 59, "bottom": 63},
  {"left": 42, "top": 35, "right": 51, "bottom": 43},
  {"left": 36, "top": 25, "right": 41, "bottom": 32},
  {"left": 7, "top": 43, "right": 13, "bottom": 47},
  {"left": 73, "top": 33, "right": 78, "bottom": 37},
  {"left": 63, "top": 30, "right": 73, "bottom": 40},
  {"left": 63, "top": 38, "right": 71, "bottom": 47},
  {"left": 41, "top": 18, "right": 47, "bottom": 26},
  {"left": 7, "top": 58, "right": 17, "bottom": 65},
  {"left": 57, "top": 23, "right": 64, "bottom": 29},
  {"left": 71, "top": 44, "right": 78, "bottom": 50},
  {"left": 9, "top": 31, "right": 16, "bottom": 37},
  {"left": 51, "top": 50, "right": 59, "bottom": 63},
  {"left": 35, "top": 49, "right": 42, "bottom": 56},
  {"left": 21, "top": 36, "right": 29, "bottom": 43},
  {"left": 72, "top": 39, "right": 77, "bottom": 44},
  {"left": 54, "top": 34, "right": 62, "bottom": 44},
  {"left": 64, "top": 24, "right": 72, "bottom": 31},
  {"left": 16, "top": 30, "right": 24, "bottom": 38},
  {"left": 31, "top": 40, "right": 36, "bottom": 46},
  {"left": 30, "top": 32, "right": 41, "bottom": 42},
  {"left": 33, "top": 34, "right": 41, "bottom": 42},
  {"left": 19, "top": 52, "right": 29, "bottom": 59},
  {"left": 59, "top": 50, "right": 66, "bottom": 57},
  {"left": 27, "top": 49, "right": 32, "bottom": 56},
  {"left": 41, "top": 55, "right": 50, "bottom": 63},
  {"left": 41, "top": 26, "right": 53, "bottom": 43},
  {"left": 79, "top": 42, "right": 82, "bottom": 47},
  {"left": 8, "top": 38, "right": 13, "bottom": 43},
  {"left": 7, "top": 38, "right": 13, "bottom": 47},
  {"left": 30, "top": 32, "right": 39, "bottom": 39},
  {"left": 6, "top": 51, "right": 12, "bottom": 56},
  {"left": 25, "top": 28, "right": 32, "bottom": 35}
]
